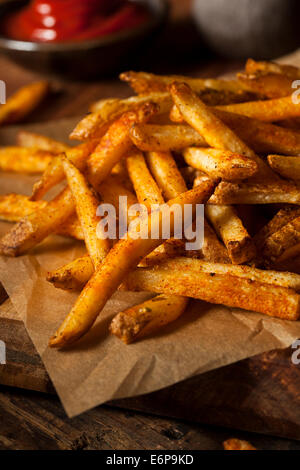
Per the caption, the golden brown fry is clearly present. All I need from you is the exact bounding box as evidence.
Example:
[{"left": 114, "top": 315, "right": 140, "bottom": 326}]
[
  {"left": 0, "top": 147, "right": 54, "bottom": 173},
  {"left": 0, "top": 187, "right": 75, "bottom": 257},
  {"left": 169, "top": 81, "right": 272, "bottom": 179},
  {"left": 153, "top": 257, "right": 300, "bottom": 291},
  {"left": 110, "top": 294, "right": 189, "bottom": 344},
  {"left": 120, "top": 71, "right": 251, "bottom": 95},
  {"left": 245, "top": 58, "right": 300, "bottom": 79},
  {"left": 0, "top": 193, "right": 83, "bottom": 240},
  {"left": 87, "top": 103, "right": 157, "bottom": 189},
  {"left": 183, "top": 147, "right": 258, "bottom": 181},
  {"left": 237, "top": 72, "right": 294, "bottom": 99},
  {"left": 31, "top": 140, "right": 98, "bottom": 200},
  {"left": 209, "top": 180, "right": 300, "bottom": 205},
  {"left": 72, "top": 93, "right": 171, "bottom": 141},
  {"left": 267, "top": 154, "right": 300, "bottom": 180},
  {"left": 130, "top": 124, "right": 206, "bottom": 152},
  {"left": 126, "top": 150, "right": 164, "bottom": 209},
  {"left": 0, "top": 81, "right": 49, "bottom": 125},
  {"left": 261, "top": 216, "right": 300, "bottom": 263},
  {"left": 223, "top": 439, "right": 256, "bottom": 451},
  {"left": 254, "top": 207, "right": 300, "bottom": 251},
  {"left": 123, "top": 258, "right": 300, "bottom": 320},
  {"left": 205, "top": 205, "right": 256, "bottom": 264},
  {"left": 196, "top": 219, "right": 230, "bottom": 264},
  {"left": 49, "top": 181, "right": 216, "bottom": 348},
  {"left": 17, "top": 131, "right": 70, "bottom": 153},
  {"left": 146, "top": 151, "right": 187, "bottom": 200},
  {"left": 47, "top": 255, "right": 94, "bottom": 291},
  {"left": 216, "top": 96, "right": 300, "bottom": 122},
  {"left": 62, "top": 156, "right": 110, "bottom": 266}
]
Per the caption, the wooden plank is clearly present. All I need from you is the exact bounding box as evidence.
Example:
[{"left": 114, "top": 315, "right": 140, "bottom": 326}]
[{"left": 1, "top": 299, "right": 300, "bottom": 439}]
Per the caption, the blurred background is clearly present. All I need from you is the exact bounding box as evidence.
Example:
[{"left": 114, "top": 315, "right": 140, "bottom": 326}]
[{"left": 0, "top": 0, "right": 299, "bottom": 79}]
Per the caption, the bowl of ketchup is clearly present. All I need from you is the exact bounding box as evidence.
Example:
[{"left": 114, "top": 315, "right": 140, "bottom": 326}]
[{"left": 0, "top": 0, "right": 168, "bottom": 78}]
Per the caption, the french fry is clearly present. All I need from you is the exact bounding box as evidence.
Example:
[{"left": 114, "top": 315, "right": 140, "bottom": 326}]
[
  {"left": 123, "top": 259, "right": 300, "bottom": 320},
  {"left": 0, "top": 193, "right": 83, "bottom": 240},
  {"left": 130, "top": 124, "right": 206, "bottom": 152},
  {"left": 47, "top": 255, "right": 94, "bottom": 291},
  {"left": 216, "top": 96, "right": 300, "bottom": 123},
  {"left": 237, "top": 72, "right": 294, "bottom": 99},
  {"left": 87, "top": 103, "right": 158, "bottom": 189},
  {"left": 169, "top": 82, "right": 272, "bottom": 179},
  {"left": 254, "top": 206, "right": 300, "bottom": 251},
  {"left": 267, "top": 154, "right": 300, "bottom": 180},
  {"left": 146, "top": 151, "right": 187, "bottom": 200},
  {"left": 49, "top": 181, "right": 216, "bottom": 347},
  {"left": 126, "top": 150, "right": 164, "bottom": 209},
  {"left": 31, "top": 140, "right": 98, "bottom": 200},
  {"left": 17, "top": 131, "right": 70, "bottom": 153},
  {"left": 0, "top": 81, "right": 49, "bottom": 125},
  {"left": 0, "top": 147, "right": 54, "bottom": 173},
  {"left": 209, "top": 180, "right": 300, "bottom": 205},
  {"left": 183, "top": 147, "right": 258, "bottom": 181},
  {"left": 245, "top": 58, "right": 300, "bottom": 79},
  {"left": 110, "top": 294, "right": 189, "bottom": 344},
  {"left": 195, "top": 219, "right": 230, "bottom": 264},
  {"left": 62, "top": 156, "right": 110, "bottom": 267},
  {"left": 120, "top": 71, "right": 252, "bottom": 96},
  {"left": 205, "top": 205, "right": 256, "bottom": 264},
  {"left": 0, "top": 187, "right": 75, "bottom": 256},
  {"left": 223, "top": 439, "right": 256, "bottom": 451},
  {"left": 71, "top": 93, "right": 171, "bottom": 141},
  {"left": 260, "top": 216, "right": 300, "bottom": 263},
  {"left": 151, "top": 257, "right": 300, "bottom": 292}
]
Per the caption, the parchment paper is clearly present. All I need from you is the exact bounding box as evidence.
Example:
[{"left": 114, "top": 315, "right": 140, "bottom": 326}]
[{"left": 1, "top": 53, "right": 300, "bottom": 417}]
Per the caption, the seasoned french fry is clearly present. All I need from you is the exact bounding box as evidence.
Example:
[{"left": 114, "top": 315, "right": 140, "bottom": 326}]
[
  {"left": 49, "top": 181, "right": 216, "bottom": 347},
  {"left": 0, "top": 187, "right": 75, "bottom": 256},
  {"left": 62, "top": 156, "right": 110, "bottom": 267},
  {"left": 0, "top": 81, "right": 49, "bottom": 125},
  {"left": 209, "top": 180, "right": 300, "bottom": 205},
  {"left": 123, "top": 259, "right": 300, "bottom": 320},
  {"left": 31, "top": 140, "right": 98, "bottom": 200},
  {"left": 216, "top": 96, "right": 300, "bottom": 123},
  {"left": 205, "top": 205, "right": 256, "bottom": 264},
  {"left": 126, "top": 150, "right": 164, "bottom": 209},
  {"left": 267, "top": 154, "right": 300, "bottom": 180},
  {"left": 120, "top": 71, "right": 251, "bottom": 96},
  {"left": 17, "top": 131, "right": 70, "bottom": 153},
  {"left": 151, "top": 257, "right": 300, "bottom": 291},
  {"left": 0, "top": 193, "right": 83, "bottom": 240},
  {"left": 0, "top": 147, "right": 54, "bottom": 173},
  {"left": 110, "top": 294, "right": 189, "bottom": 344},
  {"left": 130, "top": 124, "right": 206, "bottom": 151},
  {"left": 260, "top": 216, "right": 300, "bottom": 263},
  {"left": 196, "top": 219, "right": 230, "bottom": 263},
  {"left": 169, "top": 82, "right": 272, "bottom": 179},
  {"left": 254, "top": 207, "right": 300, "bottom": 251},
  {"left": 183, "top": 147, "right": 258, "bottom": 181},
  {"left": 87, "top": 103, "right": 157, "bottom": 189},
  {"left": 47, "top": 255, "right": 94, "bottom": 291},
  {"left": 146, "top": 151, "right": 187, "bottom": 200},
  {"left": 245, "top": 58, "right": 300, "bottom": 79},
  {"left": 72, "top": 93, "right": 171, "bottom": 141},
  {"left": 237, "top": 72, "right": 294, "bottom": 99},
  {"left": 223, "top": 439, "right": 256, "bottom": 451}
]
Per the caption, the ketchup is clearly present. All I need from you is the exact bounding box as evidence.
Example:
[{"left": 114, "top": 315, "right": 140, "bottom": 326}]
[{"left": 3, "top": 0, "right": 149, "bottom": 42}]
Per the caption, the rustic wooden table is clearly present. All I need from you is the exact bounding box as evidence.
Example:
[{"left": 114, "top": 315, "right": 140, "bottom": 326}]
[{"left": 1, "top": 2, "right": 300, "bottom": 450}]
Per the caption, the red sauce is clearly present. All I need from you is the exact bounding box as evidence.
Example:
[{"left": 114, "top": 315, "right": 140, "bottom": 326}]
[{"left": 3, "top": 0, "right": 149, "bottom": 42}]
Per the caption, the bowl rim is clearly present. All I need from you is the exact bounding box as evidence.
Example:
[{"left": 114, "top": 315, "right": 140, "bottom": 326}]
[{"left": 0, "top": 0, "right": 169, "bottom": 51}]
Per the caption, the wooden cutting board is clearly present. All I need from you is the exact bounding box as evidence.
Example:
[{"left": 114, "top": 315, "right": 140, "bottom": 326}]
[{"left": 1, "top": 291, "right": 300, "bottom": 440}]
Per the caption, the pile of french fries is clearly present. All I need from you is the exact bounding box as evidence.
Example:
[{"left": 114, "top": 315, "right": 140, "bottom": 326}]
[{"left": 1, "top": 59, "right": 300, "bottom": 348}]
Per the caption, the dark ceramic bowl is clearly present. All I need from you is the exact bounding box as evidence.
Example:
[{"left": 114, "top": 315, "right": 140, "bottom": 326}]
[{"left": 0, "top": 0, "right": 168, "bottom": 79}]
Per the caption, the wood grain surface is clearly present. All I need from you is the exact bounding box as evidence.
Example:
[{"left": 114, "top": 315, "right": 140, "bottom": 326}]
[{"left": 0, "top": 4, "right": 300, "bottom": 448}]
